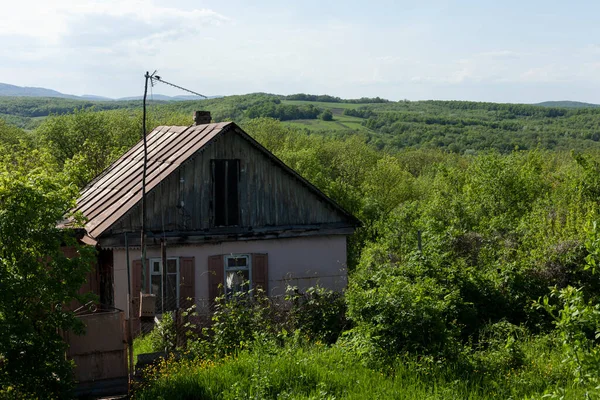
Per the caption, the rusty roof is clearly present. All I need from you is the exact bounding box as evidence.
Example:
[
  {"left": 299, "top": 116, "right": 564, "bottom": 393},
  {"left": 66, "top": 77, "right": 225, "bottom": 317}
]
[
  {"left": 75, "top": 122, "right": 232, "bottom": 240},
  {"left": 74, "top": 121, "right": 360, "bottom": 243}
]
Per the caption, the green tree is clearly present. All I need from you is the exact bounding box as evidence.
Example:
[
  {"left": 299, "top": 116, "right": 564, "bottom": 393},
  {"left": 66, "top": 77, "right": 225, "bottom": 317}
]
[
  {"left": 37, "top": 109, "right": 142, "bottom": 187},
  {"left": 0, "top": 144, "right": 94, "bottom": 399},
  {"left": 320, "top": 109, "right": 333, "bottom": 121}
]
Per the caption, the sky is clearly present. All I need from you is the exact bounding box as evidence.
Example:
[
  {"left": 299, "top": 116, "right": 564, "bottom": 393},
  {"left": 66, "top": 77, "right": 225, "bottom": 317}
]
[{"left": 2, "top": 0, "right": 600, "bottom": 103}]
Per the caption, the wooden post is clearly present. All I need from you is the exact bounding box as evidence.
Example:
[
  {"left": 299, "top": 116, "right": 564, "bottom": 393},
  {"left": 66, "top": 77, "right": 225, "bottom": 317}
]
[{"left": 125, "top": 233, "right": 133, "bottom": 393}]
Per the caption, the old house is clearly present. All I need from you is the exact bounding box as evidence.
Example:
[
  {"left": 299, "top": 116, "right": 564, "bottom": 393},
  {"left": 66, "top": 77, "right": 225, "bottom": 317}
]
[{"left": 74, "top": 112, "right": 358, "bottom": 327}]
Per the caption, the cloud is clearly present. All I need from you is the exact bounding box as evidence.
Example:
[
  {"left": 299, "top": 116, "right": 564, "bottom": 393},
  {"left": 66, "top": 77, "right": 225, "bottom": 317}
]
[
  {"left": 1, "top": 0, "right": 230, "bottom": 48},
  {"left": 403, "top": 48, "right": 600, "bottom": 86}
]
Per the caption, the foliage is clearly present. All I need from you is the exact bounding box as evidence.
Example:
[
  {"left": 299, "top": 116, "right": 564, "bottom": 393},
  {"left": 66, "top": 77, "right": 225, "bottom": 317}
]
[
  {"left": 205, "top": 288, "right": 276, "bottom": 357},
  {"left": 36, "top": 108, "right": 142, "bottom": 186},
  {"left": 283, "top": 93, "right": 390, "bottom": 104},
  {"left": 536, "top": 222, "right": 600, "bottom": 398},
  {"left": 0, "top": 118, "right": 29, "bottom": 146},
  {"left": 245, "top": 99, "right": 321, "bottom": 121},
  {"left": 319, "top": 109, "right": 333, "bottom": 121},
  {"left": 4, "top": 94, "right": 600, "bottom": 397},
  {"left": 5, "top": 93, "right": 600, "bottom": 154},
  {"left": 0, "top": 96, "right": 141, "bottom": 119},
  {"left": 135, "top": 337, "right": 583, "bottom": 400},
  {"left": 150, "top": 312, "right": 178, "bottom": 354},
  {"left": 0, "top": 144, "right": 94, "bottom": 399},
  {"left": 285, "top": 286, "right": 347, "bottom": 345},
  {"left": 343, "top": 107, "right": 376, "bottom": 118},
  {"left": 345, "top": 252, "right": 463, "bottom": 359}
]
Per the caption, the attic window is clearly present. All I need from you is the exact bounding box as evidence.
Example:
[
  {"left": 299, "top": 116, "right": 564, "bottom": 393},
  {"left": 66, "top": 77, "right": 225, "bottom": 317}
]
[{"left": 211, "top": 159, "right": 240, "bottom": 226}]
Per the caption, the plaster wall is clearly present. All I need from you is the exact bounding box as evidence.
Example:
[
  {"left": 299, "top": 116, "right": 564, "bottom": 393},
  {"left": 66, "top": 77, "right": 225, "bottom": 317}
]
[{"left": 113, "top": 235, "right": 348, "bottom": 314}]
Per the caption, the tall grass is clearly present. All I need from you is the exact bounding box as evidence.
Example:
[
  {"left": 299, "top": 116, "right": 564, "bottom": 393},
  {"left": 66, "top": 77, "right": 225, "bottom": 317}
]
[
  {"left": 134, "top": 336, "right": 588, "bottom": 400},
  {"left": 133, "top": 334, "right": 155, "bottom": 361}
]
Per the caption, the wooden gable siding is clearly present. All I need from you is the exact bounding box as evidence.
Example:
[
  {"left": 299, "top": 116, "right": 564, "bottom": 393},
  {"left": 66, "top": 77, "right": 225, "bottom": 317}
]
[{"left": 107, "top": 129, "right": 345, "bottom": 234}]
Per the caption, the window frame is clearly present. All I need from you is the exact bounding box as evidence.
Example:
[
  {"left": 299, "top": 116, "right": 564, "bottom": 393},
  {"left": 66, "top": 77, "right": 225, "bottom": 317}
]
[
  {"left": 149, "top": 257, "right": 180, "bottom": 312},
  {"left": 211, "top": 159, "right": 241, "bottom": 227},
  {"left": 223, "top": 254, "right": 252, "bottom": 296}
]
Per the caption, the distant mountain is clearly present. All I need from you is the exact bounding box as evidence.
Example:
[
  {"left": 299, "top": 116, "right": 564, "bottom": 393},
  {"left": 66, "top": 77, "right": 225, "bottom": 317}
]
[
  {"left": 0, "top": 83, "right": 79, "bottom": 99},
  {"left": 0, "top": 82, "right": 219, "bottom": 102},
  {"left": 117, "top": 94, "right": 219, "bottom": 101},
  {"left": 80, "top": 94, "right": 114, "bottom": 101},
  {"left": 535, "top": 100, "right": 600, "bottom": 108}
]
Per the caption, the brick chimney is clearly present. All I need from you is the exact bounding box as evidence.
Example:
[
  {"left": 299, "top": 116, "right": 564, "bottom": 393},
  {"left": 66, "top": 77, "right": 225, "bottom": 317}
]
[{"left": 193, "top": 111, "right": 211, "bottom": 125}]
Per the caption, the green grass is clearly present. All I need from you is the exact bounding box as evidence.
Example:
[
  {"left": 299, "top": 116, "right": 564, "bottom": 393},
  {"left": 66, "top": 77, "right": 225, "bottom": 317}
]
[
  {"left": 133, "top": 334, "right": 156, "bottom": 361},
  {"left": 133, "top": 337, "right": 589, "bottom": 400},
  {"left": 280, "top": 102, "right": 372, "bottom": 133}
]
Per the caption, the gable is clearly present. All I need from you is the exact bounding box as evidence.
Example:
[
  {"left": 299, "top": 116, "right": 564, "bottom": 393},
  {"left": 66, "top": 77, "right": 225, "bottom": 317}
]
[
  {"left": 75, "top": 122, "right": 232, "bottom": 239},
  {"left": 105, "top": 127, "right": 357, "bottom": 237},
  {"left": 75, "top": 121, "right": 358, "bottom": 242}
]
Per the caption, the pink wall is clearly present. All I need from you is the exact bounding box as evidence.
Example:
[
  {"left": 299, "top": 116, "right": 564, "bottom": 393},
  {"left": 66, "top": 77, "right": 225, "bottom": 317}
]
[{"left": 113, "top": 235, "right": 348, "bottom": 315}]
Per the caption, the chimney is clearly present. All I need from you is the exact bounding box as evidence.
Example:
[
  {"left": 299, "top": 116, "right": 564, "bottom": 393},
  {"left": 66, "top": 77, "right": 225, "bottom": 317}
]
[{"left": 193, "top": 111, "right": 211, "bottom": 125}]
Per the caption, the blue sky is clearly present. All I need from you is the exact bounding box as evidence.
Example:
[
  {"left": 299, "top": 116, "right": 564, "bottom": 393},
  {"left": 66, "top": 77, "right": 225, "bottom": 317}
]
[{"left": 3, "top": 0, "right": 600, "bottom": 102}]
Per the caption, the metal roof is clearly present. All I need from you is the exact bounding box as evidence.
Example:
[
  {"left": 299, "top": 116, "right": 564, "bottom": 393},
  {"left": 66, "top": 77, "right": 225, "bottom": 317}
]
[
  {"left": 74, "top": 121, "right": 360, "bottom": 243},
  {"left": 74, "top": 122, "right": 232, "bottom": 240}
]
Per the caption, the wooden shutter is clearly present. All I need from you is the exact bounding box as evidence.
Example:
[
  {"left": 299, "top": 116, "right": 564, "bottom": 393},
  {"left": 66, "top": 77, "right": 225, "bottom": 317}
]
[
  {"left": 208, "top": 255, "right": 224, "bottom": 303},
  {"left": 132, "top": 260, "right": 142, "bottom": 302},
  {"left": 252, "top": 253, "right": 268, "bottom": 295},
  {"left": 179, "top": 257, "right": 195, "bottom": 309}
]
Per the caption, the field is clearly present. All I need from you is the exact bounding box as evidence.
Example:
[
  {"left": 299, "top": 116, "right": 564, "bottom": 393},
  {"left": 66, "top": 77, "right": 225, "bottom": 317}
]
[{"left": 281, "top": 100, "right": 370, "bottom": 132}]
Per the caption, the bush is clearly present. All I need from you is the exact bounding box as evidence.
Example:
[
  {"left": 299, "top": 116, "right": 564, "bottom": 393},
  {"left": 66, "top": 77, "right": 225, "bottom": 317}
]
[
  {"left": 346, "top": 253, "right": 463, "bottom": 359},
  {"left": 184, "top": 285, "right": 349, "bottom": 359},
  {"left": 320, "top": 109, "right": 333, "bottom": 121},
  {"left": 285, "top": 286, "right": 347, "bottom": 344}
]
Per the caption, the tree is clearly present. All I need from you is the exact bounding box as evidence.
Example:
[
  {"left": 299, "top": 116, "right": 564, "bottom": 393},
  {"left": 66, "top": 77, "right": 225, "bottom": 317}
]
[
  {"left": 0, "top": 144, "right": 94, "bottom": 399},
  {"left": 37, "top": 109, "right": 142, "bottom": 187},
  {"left": 320, "top": 109, "right": 333, "bottom": 121}
]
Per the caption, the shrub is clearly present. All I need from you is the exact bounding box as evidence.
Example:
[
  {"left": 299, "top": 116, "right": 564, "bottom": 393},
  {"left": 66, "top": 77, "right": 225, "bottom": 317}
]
[
  {"left": 320, "top": 109, "right": 333, "bottom": 121},
  {"left": 346, "top": 253, "right": 463, "bottom": 359},
  {"left": 285, "top": 286, "right": 347, "bottom": 344}
]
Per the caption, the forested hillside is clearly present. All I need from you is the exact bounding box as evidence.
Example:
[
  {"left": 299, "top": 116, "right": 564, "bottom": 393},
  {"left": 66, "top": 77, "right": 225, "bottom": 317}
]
[
  {"left": 3, "top": 94, "right": 600, "bottom": 155},
  {"left": 2, "top": 96, "right": 600, "bottom": 398}
]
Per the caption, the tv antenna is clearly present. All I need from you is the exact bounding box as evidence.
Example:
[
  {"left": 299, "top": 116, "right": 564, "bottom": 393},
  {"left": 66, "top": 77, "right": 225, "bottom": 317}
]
[{"left": 140, "top": 71, "right": 207, "bottom": 291}]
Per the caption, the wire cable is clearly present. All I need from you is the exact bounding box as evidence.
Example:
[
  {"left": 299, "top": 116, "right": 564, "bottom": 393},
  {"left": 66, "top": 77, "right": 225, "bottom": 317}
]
[{"left": 150, "top": 76, "right": 207, "bottom": 99}]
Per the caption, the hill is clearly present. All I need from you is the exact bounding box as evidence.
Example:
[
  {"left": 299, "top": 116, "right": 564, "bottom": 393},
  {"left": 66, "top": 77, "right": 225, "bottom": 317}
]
[
  {"left": 535, "top": 100, "right": 600, "bottom": 108},
  {"left": 0, "top": 83, "right": 79, "bottom": 99},
  {"left": 3, "top": 93, "right": 600, "bottom": 154},
  {"left": 0, "top": 83, "right": 220, "bottom": 102}
]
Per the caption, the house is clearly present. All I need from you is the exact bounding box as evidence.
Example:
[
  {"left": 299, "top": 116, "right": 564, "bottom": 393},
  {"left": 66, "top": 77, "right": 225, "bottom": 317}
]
[{"left": 73, "top": 112, "right": 359, "bottom": 328}]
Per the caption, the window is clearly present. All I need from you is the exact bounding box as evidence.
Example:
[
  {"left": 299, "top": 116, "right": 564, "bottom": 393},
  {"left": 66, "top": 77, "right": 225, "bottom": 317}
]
[
  {"left": 208, "top": 253, "right": 268, "bottom": 302},
  {"left": 224, "top": 254, "right": 251, "bottom": 296},
  {"left": 149, "top": 258, "right": 179, "bottom": 312},
  {"left": 211, "top": 159, "right": 240, "bottom": 226}
]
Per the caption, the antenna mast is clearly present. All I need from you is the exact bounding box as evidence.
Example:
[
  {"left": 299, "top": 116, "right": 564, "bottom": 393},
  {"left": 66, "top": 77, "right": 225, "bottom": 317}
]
[
  {"left": 140, "top": 70, "right": 206, "bottom": 293},
  {"left": 140, "top": 70, "right": 157, "bottom": 291}
]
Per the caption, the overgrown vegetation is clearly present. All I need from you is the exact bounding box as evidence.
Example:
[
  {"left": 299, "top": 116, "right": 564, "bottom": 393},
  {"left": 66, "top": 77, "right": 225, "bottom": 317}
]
[
  {"left": 0, "top": 144, "right": 95, "bottom": 399},
  {"left": 2, "top": 93, "right": 600, "bottom": 398}
]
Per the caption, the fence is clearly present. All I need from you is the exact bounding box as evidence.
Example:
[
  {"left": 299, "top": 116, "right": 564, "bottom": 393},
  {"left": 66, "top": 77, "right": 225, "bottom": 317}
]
[{"left": 63, "top": 305, "right": 128, "bottom": 397}]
